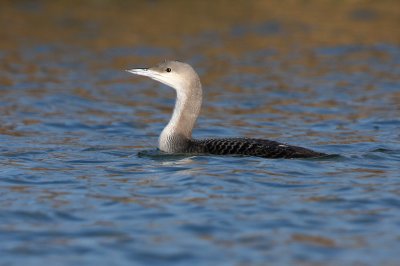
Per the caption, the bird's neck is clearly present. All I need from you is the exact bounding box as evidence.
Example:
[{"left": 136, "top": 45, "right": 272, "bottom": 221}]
[{"left": 159, "top": 82, "right": 202, "bottom": 152}]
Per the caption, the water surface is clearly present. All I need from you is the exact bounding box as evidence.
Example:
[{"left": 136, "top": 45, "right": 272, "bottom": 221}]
[{"left": 1, "top": 1, "right": 400, "bottom": 265}]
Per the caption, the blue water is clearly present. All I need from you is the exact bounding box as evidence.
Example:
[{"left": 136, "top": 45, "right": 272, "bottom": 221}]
[{"left": 1, "top": 39, "right": 400, "bottom": 266}]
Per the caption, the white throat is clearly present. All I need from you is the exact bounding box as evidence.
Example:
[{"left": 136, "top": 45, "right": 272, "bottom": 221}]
[{"left": 159, "top": 83, "right": 202, "bottom": 152}]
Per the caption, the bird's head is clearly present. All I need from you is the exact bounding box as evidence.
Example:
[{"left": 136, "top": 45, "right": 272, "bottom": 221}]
[{"left": 127, "top": 61, "right": 200, "bottom": 93}]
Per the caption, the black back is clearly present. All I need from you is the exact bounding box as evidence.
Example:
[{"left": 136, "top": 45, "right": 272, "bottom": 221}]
[{"left": 189, "top": 138, "right": 325, "bottom": 159}]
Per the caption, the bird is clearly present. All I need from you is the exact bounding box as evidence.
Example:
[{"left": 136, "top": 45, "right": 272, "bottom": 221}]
[{"left": 126, "top": 61, "right": 326, "bottom": 159}]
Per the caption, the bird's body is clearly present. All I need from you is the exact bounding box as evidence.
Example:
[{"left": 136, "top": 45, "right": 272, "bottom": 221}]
[
  {"left": 127, "top": 61, "right": 326, "bottom": 159},
  {"left": 189, "top": 138, "right": 324, "bottom": 158}
]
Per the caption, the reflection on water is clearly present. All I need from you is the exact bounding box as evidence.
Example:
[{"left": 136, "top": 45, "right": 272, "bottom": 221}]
[{"left": 1, "top": 1, "right": 400, "bottom": 265}]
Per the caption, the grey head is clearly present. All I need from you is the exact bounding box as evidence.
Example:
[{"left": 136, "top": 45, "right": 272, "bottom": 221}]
[
  {"left": 126, "top": 61, "right": 201, "bottom": 93},
  {"left": 127, "top": 60, "right": 203, "bottom": 152}
]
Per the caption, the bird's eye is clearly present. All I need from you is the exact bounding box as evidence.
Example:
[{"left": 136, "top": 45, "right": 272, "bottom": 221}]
[{"left": 166, "top": 68, "right": 171, "bottom": 72}]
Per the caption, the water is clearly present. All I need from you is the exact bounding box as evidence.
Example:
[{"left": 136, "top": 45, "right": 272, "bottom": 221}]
[{"left": 1, "top": 1, "right": 400, "bottom": 265}]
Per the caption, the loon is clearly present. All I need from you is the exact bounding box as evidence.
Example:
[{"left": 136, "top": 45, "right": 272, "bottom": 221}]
[{"left": 127, "top": 61, "right": 326, "bottom": 159}]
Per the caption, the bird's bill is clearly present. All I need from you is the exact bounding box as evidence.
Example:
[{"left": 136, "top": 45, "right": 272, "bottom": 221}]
[
  {"left": 126, "top": 68, "right": 173, "bottom": 88},
  {"left": 126, "top": 68, "right": 164, "bottom": 82},
  {"left": 125, "top": 68, "right": 150, "bottom": 76}
]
